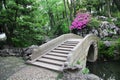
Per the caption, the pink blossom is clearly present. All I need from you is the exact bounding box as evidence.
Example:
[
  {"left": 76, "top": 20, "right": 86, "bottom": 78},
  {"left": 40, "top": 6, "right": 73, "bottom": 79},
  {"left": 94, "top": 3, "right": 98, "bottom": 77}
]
[{"left": 69, "top": 13, "right": 90, "bottom": 30}]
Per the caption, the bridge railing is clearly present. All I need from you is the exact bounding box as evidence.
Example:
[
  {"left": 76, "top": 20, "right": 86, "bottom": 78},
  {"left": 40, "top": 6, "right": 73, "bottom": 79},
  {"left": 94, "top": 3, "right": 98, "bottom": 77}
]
[
  {"left": 82, "top": 34, "right": 99, "bottom": 62},
  {"left": 66, "top": 39, "right": 84, "bottom": 66},
  {"left": 66, "top": 34, "right": 99, "bottom": 68}
]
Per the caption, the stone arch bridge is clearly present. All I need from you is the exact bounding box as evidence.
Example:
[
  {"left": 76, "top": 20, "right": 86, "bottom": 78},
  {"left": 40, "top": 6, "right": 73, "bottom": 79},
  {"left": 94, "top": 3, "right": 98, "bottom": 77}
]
[{"left": 27, "top": 33, "right": 99, "bottom": 72}]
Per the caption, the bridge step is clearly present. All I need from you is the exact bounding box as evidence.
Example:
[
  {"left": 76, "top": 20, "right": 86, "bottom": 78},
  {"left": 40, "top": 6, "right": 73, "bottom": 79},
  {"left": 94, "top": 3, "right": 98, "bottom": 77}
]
[
  {"left": 51, "top": 50, "right": 70, "bottom": 54},
  {"left": 37, "top": 58, "right": 64, "bottom": 66},
  {"left": 32, "top": 61, "right": 62, "bottom": 71},
  {"left": 47, "top": 52, "right": 68, "bottom": 57},
  {"left": 42, "top": 55, "right": 67, "bottom": 61},
  {"left": 58, "top": 45, "right": 74, "bottom": 49},
  {"left": 61, "top": 43, "right": 76, "bottom": 46},
  {"left": 64, "top": 41, "right": 79, "bottom": 44},
  {"left": 64, "top": 42, "right": 78, "bottom": 44},
  {"left": 28, "top": 39, "right": 82, "bottom": 71},
  {"left": 54, "top": 48, "right": 72, "bottom": 51},
  {"left": 56, "top": 47, "right": 73, "bottom": 50}
]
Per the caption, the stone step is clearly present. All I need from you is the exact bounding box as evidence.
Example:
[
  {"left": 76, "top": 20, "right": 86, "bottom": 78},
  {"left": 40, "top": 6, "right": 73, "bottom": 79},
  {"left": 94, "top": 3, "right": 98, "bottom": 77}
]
[
  {"left": 36, "top": 58, "right": 64, "bottom": 66},
  {"left": 61, "top": 43, "right": 77, "bottom": 46},
  {"left": 54, "top": 48, "right": 72, "bottom": 51},
  {"left": 58, "top": 46, "right": 74, "bottom": 49},
  {"left": 65, "top": 41, "right": 79, "bottom": 43},
  {"left": 64, "top": 41, "right": 79, "bottom": 44},
  {"left": 42, "top": 55, "right": 67, "bottom": 61},
  {"left": 51, "top": 49, "right": 70, "bottom": 54},
  {"left": 55, "top": 47, "right": 73, "bottom": 51},
  {"left": 50, "top": 50, "right": 69, "bottom": 54},
  {"left": 47, "top": 52, "right": 68, "bottom": 57},
  {"left": 32, "top": 61, "right": 62, "bottom": 71}
]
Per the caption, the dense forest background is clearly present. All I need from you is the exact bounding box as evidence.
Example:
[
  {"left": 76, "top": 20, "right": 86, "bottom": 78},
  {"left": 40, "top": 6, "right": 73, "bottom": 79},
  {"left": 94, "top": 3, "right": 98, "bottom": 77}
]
[{"left": 0, "top": 0, "right": 120, "bottom": 47}]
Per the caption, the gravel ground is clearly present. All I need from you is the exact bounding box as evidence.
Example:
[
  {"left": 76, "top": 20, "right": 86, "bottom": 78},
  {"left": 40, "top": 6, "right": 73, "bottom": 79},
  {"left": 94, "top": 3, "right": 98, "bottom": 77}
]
[
  {"left": 7, "top": 66, "right": 59, "bottom": 80},
  {"left": 0, "top": 57, "right": 26, "bottom": 80},
  {"left": 0, "top": 57, "right": 59, "bottom": 80}
]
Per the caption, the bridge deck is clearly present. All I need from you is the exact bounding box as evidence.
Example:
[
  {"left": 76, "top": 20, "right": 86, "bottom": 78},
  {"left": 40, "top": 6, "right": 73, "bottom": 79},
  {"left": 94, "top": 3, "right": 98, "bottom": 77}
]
[{"left": 27, "top": 39, "right": 82, "bottom": 71}]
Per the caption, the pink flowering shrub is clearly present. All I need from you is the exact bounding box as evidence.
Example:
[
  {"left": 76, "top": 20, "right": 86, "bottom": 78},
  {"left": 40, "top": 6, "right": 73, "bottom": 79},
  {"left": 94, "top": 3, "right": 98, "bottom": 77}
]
[{"left": 70, "top": 13, "right": 90, "bottom": 30}]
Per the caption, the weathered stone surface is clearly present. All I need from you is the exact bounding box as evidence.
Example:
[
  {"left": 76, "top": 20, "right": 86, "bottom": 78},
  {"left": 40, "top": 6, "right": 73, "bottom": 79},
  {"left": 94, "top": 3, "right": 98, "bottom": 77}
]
[
  {"left": 0, "top": 33, "right": 6, "bottom": 41},
  {"left": 97, "top": 16, "right": 108, "bottom": 21},
  {"left": 7, "top": 66, "right": 58, "bottom": 80},
  {"left": 85, "top": 74, "right": 103, "bottom": 80},
  {"left": 92, "top": 29, "right": 98, "bottom": 36},
  {"left": 0, "top": 45, "right": 38, "bottom": 57},
  {"left": 104, "top": 41, "right": 111, "bottom": 47},
  {"left": 99, "top": 21, "right": 120, "bottom": 38},
  {"left": 63, "top": 65, "right": 82, "bottom": 72},
  {"left": 62, "top": 65, "right": 85, "bottom": 80},
  {"left": 75, "top": 20, "right": 120, "bottom": 39},
  {"left": 62, "top": 65, "right": 102, "bottom": 80}
]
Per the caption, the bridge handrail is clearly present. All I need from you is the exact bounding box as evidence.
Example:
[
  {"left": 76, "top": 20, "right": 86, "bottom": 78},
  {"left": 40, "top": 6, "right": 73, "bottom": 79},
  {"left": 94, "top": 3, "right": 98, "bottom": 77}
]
[{"left": 66, "top": 34, "right": 99, "bottom": 67}]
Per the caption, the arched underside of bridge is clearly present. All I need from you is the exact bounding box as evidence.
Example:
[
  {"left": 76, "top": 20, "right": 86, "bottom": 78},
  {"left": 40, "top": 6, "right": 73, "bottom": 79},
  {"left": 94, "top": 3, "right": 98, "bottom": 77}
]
[{"left": 87, "top": 42, "right": 98, "bottom": 62}]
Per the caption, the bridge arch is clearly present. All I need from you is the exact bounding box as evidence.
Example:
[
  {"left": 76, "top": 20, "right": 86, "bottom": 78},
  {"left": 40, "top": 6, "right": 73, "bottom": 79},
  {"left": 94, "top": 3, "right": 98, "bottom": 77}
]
[
  {"left": 87, "top": 41, "right": 98, "bottom": 62},
  {"left": 28, "top": 33, "right": 99, "bottom": 71}
]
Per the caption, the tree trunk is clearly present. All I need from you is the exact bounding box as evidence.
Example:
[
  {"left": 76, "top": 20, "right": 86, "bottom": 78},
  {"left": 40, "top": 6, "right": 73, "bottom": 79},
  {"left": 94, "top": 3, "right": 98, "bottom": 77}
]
[
  {"left": 46, "top": 0, "right": 55, "bottom": 28},
  {"left": 106, "top": 0, "right": 111, "bottom": 18},
  {"left": 4, "top": 24, "right": 13, "bottom": 45},
  {"left": 67, "top": 0, "right": 73, "bottom": 22},
  {"left": 73, "top": 0, "right": 76, "bottom": 17},
  {"left": 63, "top": 0, "right": 69, "bottom": 26}
]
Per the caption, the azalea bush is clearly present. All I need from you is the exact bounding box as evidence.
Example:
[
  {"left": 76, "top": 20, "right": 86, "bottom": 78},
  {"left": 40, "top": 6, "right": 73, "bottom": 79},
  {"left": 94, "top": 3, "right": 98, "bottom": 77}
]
[{"left": 70, "top": 13, "right": 90, "bottom": 30}]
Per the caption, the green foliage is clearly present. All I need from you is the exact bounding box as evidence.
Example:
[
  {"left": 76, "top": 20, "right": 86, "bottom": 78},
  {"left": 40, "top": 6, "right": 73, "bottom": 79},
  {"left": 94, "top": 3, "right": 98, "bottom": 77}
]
[
  {"left": 98, "top": 37, "right": 120, "bottom": 59},
  {"left": 0, "top": 0, "right": 43, "bottom": 47},
  {"left": 98, "top": 41, "right": 106, "bottom": 55},
  {"left": 56, "top": 73, "right": 63, "bottom": 80},
  {"left": 112, "top": 12, "right": 120, "bottom": 17},
  {"left": 102, "top": 37, "right": 113, "bottom": 41},
  {"left": 76, "top": 60, "right": 81, "bottom": 65},
  {"left": 82, "top": 68, "right": 89, "bottom": 74},
  {"left": 107, "top": 45, "right": 115, "bottom": 57},
  {"left": 114, "top": 17, "right": 120, "bottom": 28},
  {"left": 36, "top": 0, "right": 71, "bottom": 36},
  {"left": 98, "top": 41, "right": 115, "bottom": 58},
  {"left": 0, "top": 0, "right": 120, "bottom": 47},
  {"left": 87, "top": 18, "right": 100, "bottom": 29},
  {"left": 116, "top": 38, "right": 120, "bottom": 53},
  {"left": 106, "top": 18, "right": 112, "bottom": 23},
  {"left": 0, "top": 0, "right": 71, "bottom": 47}
]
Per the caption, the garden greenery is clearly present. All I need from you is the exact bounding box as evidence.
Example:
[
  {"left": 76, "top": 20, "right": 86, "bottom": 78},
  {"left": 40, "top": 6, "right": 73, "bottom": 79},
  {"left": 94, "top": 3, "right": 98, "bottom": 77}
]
[{"left": 98, "top": 39, "right": 120, "bottom": 59}]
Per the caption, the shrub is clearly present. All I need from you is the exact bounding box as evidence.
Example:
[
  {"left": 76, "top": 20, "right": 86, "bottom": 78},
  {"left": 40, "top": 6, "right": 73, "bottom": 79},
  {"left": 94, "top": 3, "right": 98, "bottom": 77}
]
[
  {"left": 114, "top": 18, "right": 120, "bottom": 28},
  {"left": 116, "top": 38, "right": 120, "bottom": 53},
  {"left": 56, "top": 73, "right": 63, "bottom": 80},
  {"left": 98, "top": 41, "right": 107, "bottom": 55},
  {"left": 87, "top": 17, "right": 100, "bottom": 29},
  {"left": 76, "top": 60, "right": 81, "bottom": 64},
  {"left": 98, "top": 41, "right": 115, "bottom": 58},
  {"left": 82, "top": 68, "right": 89, "bottom": 74}
]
